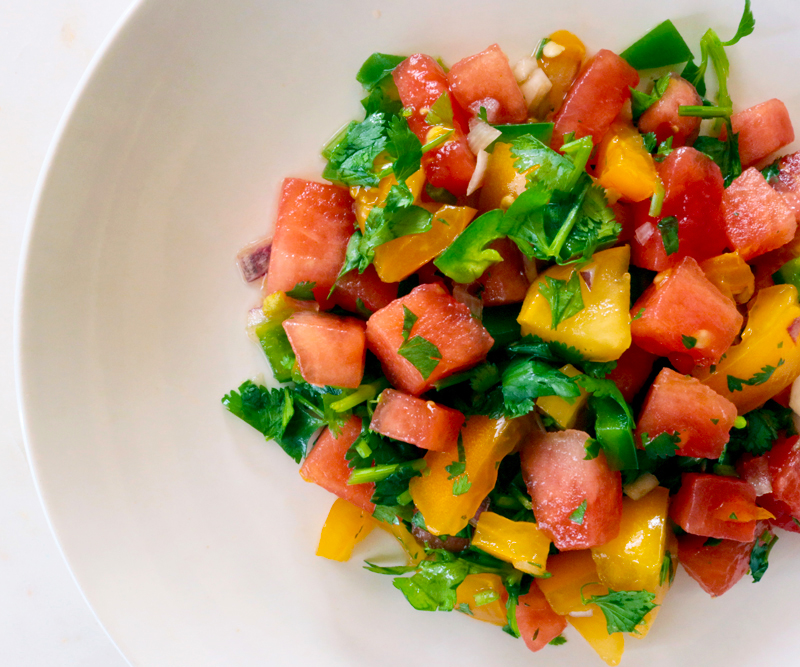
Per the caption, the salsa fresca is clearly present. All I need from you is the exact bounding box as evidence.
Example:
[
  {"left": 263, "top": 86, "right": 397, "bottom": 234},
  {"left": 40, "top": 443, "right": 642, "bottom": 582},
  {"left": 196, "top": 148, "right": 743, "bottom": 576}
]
[{"left": 224, "top": 4, "right": 800, "bottom": 664}]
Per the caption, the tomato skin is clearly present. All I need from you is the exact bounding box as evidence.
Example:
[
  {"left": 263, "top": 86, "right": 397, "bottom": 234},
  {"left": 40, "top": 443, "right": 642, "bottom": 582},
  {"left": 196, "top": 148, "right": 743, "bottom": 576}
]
[
  {"left": 520, "top": 429, "right": 622, "bottom": 551},
  {"left": 677, "top": 533, "right": 753, "bottom": 597},
  {"left": 768, "top": 435, "right": 800, "bottom": 516},
  {"left": 730, "top": 98, "right": 795, "bottom": 168},
  {"left": 631, "top": 147, "right": 728, "bottom": 271},
  {"left": 637, "top": 75, "right": 702, "bottom": 147},
  {"left": 515, "top": 582, "right": 567, "bottom": 653},
  {"left": 551, "top": 49, "right": 639, "bottom": 150},
  {"left": 607, "top": 343, "right": 657, "bottom": 403},
  {"left": 447, "top": 43, "right": 528, "bottom": 124},
  {"left": 392, "top": 54, "right": 476, "bottom": 195},
  {"left": 300, "top": 415, "right": 375, "bottom": 512},
  {"left": 669, "top": 473, "right": 760, "bottom": 542},
  {"left": 635, "top": 368, "right": 738, "bottom": 459}
]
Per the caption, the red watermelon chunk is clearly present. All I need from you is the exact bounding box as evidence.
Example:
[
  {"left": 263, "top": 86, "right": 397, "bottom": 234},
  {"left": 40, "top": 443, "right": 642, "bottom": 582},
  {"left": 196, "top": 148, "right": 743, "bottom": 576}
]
[
  {"left": 300, "top": 415, "right": 374, "bottom": 512},
  {"left": 474, "top": 238, "right": 531, "bottom": 306},
  {"left": 774, "top": 150, "right": 800, "bottom": 220},
  {"left": 731, "top": 98, "right": 795, "bottom": 168},
  {"left": 768, "top": 435, "right": 800, "bottom": 516},
  {"left": 520, "top": 429, "right": 622, "bottom": 551},
  {"left": 393, "top": 54, "right": 476, "bottom": 196},
  {"left": 551, "top": 49, "right": 639, "bottom": 150},
  {"left": 331, "top": 265, "right": 398, "bottom": 316},
  {"left": 722, "top": 167, "right": 796, "bottom": 260},
  {"left": 670, "top": 473, "right": 760, "bottom": 542},
  {"left": 516, "top": 582, "right": 567, "bottom": 653},
  {"left": 637, "top": 75, "right": 703, "bottom": 147},
  {"left": 635, "top": 368, "right": 738, "bottom": 459},
  {"left": 631, "top": 147, "right": 728, "bottom": 271},
  {"left": 264, "top": 178, "right": 355, "bottom": 307},
  {"left": 369, "top": 389, "right": 464, "bottom": 452},
  {"left": 677, "top": 532, "right": 754, "bottom": 597},
  {"left": 630, "top": 256, "right": 743, "bottom": 367},
  {"left": 607, "top": 343, "right": 658, "bottom": 403},
  {"left": 446, "top": 44, "right": 528, "bottom": 124},
  {"left": 283, "top": 311, "right": 366, "bottom": 389},
  {"left": 365, "top": 284, "right": 494, "bottom": 395}
]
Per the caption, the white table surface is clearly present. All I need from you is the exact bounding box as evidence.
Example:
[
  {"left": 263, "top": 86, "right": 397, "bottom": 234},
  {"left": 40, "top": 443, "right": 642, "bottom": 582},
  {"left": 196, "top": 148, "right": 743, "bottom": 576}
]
[{"left": 2, "top": 1, "right": 133, "bottom": 664}]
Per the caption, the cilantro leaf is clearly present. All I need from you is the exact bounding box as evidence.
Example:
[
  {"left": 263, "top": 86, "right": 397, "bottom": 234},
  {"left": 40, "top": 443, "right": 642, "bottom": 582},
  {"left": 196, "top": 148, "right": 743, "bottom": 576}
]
[
  {"left": 660, "top": 552, "right": 675, "bottom": 586},
  {"left": 727, "top": 360, "right": 784, "bottom": 392},
  {"left": 693, "top": 132, "right": 742, "bottom": 187},
  {"left": 322, "top": 112, "right": 388, "bottom": 187},
  {"left": 581, "top": 586, "right": 658, "bottom": 634},
  {"left": 762, "top": 160, "right": 781, "bottom": 184},
  {"left": 749, "top": 528, "right": 777, "bottom": 583},
  {"left": 722, "top": 0, "right": 755, "bottom": 47},
  {"left": 641, "top": 431, "right": 681, "bottom": 459},
  {"left": 549, "top": 635, "right": 567, "bottom": 646},
  {"left": 642, "top": 132, "right": 657, "bottom": 153},
  {"left": 657, "top": 216, "right": 680, "bottom": 255},
  {"left": 391, "top": 554, "right": 471, "bottom": 611},
  {"left": 682, "top": 334, "right": 697, "bottom": 349},
  {"left": 356, "top": 53, "right": 405, "bottom": 90},
  {"left": 399, "top": 335, "right": 443, "bottom": 380},
  {"left": 539, "top": 271, "right": 585, "bottom": 330},
  {"left": 569, "top": 499, "right": 588, "bottom": 525},
  {"left": 385, "top": 115, "right": 423, "bottom": 184},
  {"left": 433, "top": 209, "right": 510, "bottom": 283},
  {"left": 446, "top": 435, "right": 467, "bottom": 480},
  {"left": 630, "top": 74, "right": 672, "bottom": 121},
  {"left": 451, "top": 475, "right": 472, "bottom": 496},
  {"left": 425, "top": 92, "right": 454, "bottom": 128},
  {"left": 727, "top": 402, "right": 795, "bottom": 456},
  {"left": 401, "top": 305, "right": 418, "bottom": 342},
  {"left": 285, "top": 281, "right": 316, "bottom": 300},
  {"left": 501, "top": 359, "right": 581, "bottom": 418}
]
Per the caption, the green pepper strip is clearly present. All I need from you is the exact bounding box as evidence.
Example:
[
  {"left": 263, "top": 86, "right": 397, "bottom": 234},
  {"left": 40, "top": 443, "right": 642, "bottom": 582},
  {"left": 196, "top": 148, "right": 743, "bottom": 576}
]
[{"left": 590, "top": 395, "right": 639, "bottom": 471}]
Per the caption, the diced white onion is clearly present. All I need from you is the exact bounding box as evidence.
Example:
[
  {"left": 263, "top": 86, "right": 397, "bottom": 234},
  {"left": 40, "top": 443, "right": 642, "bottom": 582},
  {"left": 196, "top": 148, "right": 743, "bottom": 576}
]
[
  {"left": 466, "top": 149, "right": 490, "bottom": 196},
  {"left": 469, "top": 98, "right": 500, "bottom": 125},
  {"left": 634, "top": 222, "right": 655, "bottom": 246},
  {"left": 569, "top": 610, "right": 594, "bottom": 618},
  {"left": 467, "top": 120, "right": 502, "bottom": 155},
  {"left": 520, "top": 68, "right": 552, "bottom": 110},
  {"left": 543, "top": 41, "right": 566, "bottom": 58},
  {"left": 512, "top": 56, "right": 538, "bottom": 83},
  {"left": 623, "top": 473, "right": 659, "bottom": 501},
  {"left": 246, "top": 308, "right": 267, "bottom": 342}
]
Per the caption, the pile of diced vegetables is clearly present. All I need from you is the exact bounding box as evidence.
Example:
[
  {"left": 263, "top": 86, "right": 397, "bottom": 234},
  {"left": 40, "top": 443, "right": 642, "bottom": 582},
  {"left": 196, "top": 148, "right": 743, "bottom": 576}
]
[{"left": 224, "top": 3, "right": 800, "bottom": 664}]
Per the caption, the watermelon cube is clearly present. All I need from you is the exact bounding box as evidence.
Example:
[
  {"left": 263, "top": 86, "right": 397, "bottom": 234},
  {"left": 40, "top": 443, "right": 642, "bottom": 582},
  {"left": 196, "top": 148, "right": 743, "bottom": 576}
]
[
  {"left": 331, "top": 264, "right": 398, "bottom": 316},
  {"left": 722, "top": 167, "right": 796, "bottom": 260},
  {"left": 774, "top": 150, "right": 800, "bottom": 220},
  {"left": 365, "top": 284, "right": 494, "bottom": 395},
  {"left": 283, "top": 311, "right": 366, "bottom": 388},
  {"left": 677, "top": 533, "right": 754, "bottom": 597},
  {"left": 768, "top": 435, "right": 800, "bottom": 516},
  {"left": 607, "top": 343, "right": 658, "bottom": 403},
  {"left": 637, "top": 75, "right": 702, "bottom": 147},
  {"left": 731, "top": 98, "right": 795, "bottom": 168},
  {"left": 515, "top": 582, "right": 567, "bottom": 653},
  {"left": 474, "top": 238, "right": 531, "bottom": 306}
]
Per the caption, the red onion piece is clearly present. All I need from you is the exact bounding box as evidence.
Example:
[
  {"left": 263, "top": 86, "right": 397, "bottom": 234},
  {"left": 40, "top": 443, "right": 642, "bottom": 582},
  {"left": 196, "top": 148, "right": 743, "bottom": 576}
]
[
  {"left": 788, "top": 317, "right": 800, "bottom": 343},
  {"left": 580, "top": 268, "right": 595, "bottom": 292},
  {"left": 237, "top": 236, "right": 273, "bottom": 282}
]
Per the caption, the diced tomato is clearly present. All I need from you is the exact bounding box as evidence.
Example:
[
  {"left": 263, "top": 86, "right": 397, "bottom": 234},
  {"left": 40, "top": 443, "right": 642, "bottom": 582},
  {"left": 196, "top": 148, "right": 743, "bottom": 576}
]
[
  {"left": 446, "top": 44, "right": 528, "bottom": 124},
  {"left": 300, "top": 415, "right": 374, "bottom": 512},
  {"left": 611, "top": 200, "right": 636, "bottom": 244},
  {"left": 607, "top": 343, "right": 658, "bottom": 403},
  {"left": 520, "top": 429, "right": 622, "bottom": 550},
  {"left": 515, "top": 581, "right": 567, "bottom": 653},
  {"left": 768, "top": 435, "right": 800, "bottom": 516},
  {"left": 730, "top": 98, "right": 795, "bottom": 168},
  {"left": 283, "top": 311, "right": 366, "bottom": 388},
  {"left": 774, "top": 150, "right": 800, "bottom": 221},
  {"left": 670, "top": 473, "right": 761, "bottom": 542},
  {"left": 475, "top": 238, "right": 531, "bottom": 306},
  {"left": 392, "top": 55, "right": 476, "bottom": 196},
  {"left": 637, "top": 75, "right": 703, "bottom": 147},
  {"left": 369, "top": 389, "right": 464, "bottom": 452},
  {"left": 264, "top": 178, "right": 355, "bottom": 308},
  {"left": 551, "top": 49, "right": 639, "bottom": 150},
  {"left": 758, "top": 493, "right": 800, "bottom": 533},
  {"left": 365, "top": 283, "right": 494, "bottom": 395},
  {"left": 331, "top": 265, "right": 398, "bottom": 316},
  {"left": 722, "top": 167, "right": 797, "bottom": 261},
  {"left": 630, "top": 256, "right": 743, "bottom": 367},
  {"left": 635, "top": 368, "right": 737, "bottom": 459},
  {"left": 736, "top": 453, "right": 773, "bottom": 497},
  {"left": 677, "top": 533, "right": 753, "bottom": 597},
  {"left": 631, "top": 147, "right": 728, "bottom": 271}
]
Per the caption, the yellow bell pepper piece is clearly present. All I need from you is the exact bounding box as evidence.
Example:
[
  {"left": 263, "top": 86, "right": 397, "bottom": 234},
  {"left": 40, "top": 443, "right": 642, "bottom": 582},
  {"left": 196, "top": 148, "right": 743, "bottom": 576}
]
[
  {"left": 351, "top": 169, "right": 427, "bottom": 231},
  {"left": 471, "top": 511, "right": 551, "bottom": 576},
  {"left": 538, "top": 30, "right": 586, "bottom": 119},
  {"left": 316, "top": 498, "right": 376, "bottom": 562},
  {"left": 700, "top": 252, "right": 755, "bottom": 304},
  {"left": 595, "top": 122, "right": 658, "bottom": 203},
  {"left": 373, "top": 205, "right": 476, "bottom": 283},
  {"left": 478, "top": 142, "right": 530, "bottom": 212},
  {"left": 634, "top": 531, "right": 677, "bottom": 639},
  {"left": 409, "top": 414, "right": 536, "bottom": 537},
  {"left": 455, "top": 573, "right": 508, "bottom": 626},
  {"left": 537, "top": 550, "right": 624, "bottom": 666},
  {"left": 694, "top": 284, "right": 800, "bottom": 414},
  {"left": 377, "top": 520, "right": 425, "bottom": 565},
  {"left": 518, "top": 246, "right": 632, "bottom": 362},
  {"left": 536, "top": 364, "right": 589, "bottom": 429}
]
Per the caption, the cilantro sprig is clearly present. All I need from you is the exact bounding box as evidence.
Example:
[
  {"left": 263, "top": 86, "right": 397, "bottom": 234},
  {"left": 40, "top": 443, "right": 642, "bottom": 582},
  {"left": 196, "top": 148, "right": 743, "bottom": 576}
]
[{"left": 580, "top": 585, "right": 658, "bottom": 634}]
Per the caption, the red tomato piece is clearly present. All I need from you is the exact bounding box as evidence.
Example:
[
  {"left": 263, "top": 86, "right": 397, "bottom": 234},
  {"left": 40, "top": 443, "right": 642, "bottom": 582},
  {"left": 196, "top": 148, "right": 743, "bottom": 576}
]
[
  {"left": 637, "top": 75, "right": 703, "bottom": 147},
  {"left": 736, "top": 453, "right": 773, "bottom": 497},
  {"left": 607, "top": 343, "right": 658, "bottom": 403},
  {"left": 551, "top": 49, "right": 639, "bottom": 150},
  {"left": 283, "top": 311, "right": 366, "bottom": 389},
  {"left": 331, "top": 265, "right": 399, "bottom": 316},
  {"left": 774, "top": 150, "right": 800, "bottom": 221},
  {"left": 730, "top": 98, "right": 795, "bottom": 168},
  {"left": 300, "top": 415, "right": 374, "bottom": 512},
  {"left": 475, "top": 238, "right": 531, "bottom": 306},
  {"left": 631, "top": 147, "right": 728, "bottom": 271},
  {"left": 365, "top": 284, "right": 494, "bottom": 395},
  {"left": 446, "top": 44, "right": 528, "bottom": 124},
  {"left": 670, "top": 473, "right": 760, "bottom": 542},
  {"left": 520, "top": 429, "right": 622, "bottom": 551},
  {"left": 768, "top": 435, "right": 800, "bottom": 516},
  {"left": 516, "top": 581, "right": 567, "bottom": 652},
  {"left": 722, "top": 167, "right": 797, "bottom": 261},
  {"left": 630, "top": 256, "right": 743, "bottom": 367},
  {"left": 677, "top": 533, "right": 753, "bottom": 597},
  {"left": 392, "top": 54, "right": 476, "bottom": 196},
  {"left": 264, "top": 178, "right": 355, "bottom": 308},
  {"left": 635, "top": 368, "right": 738, "bottom": 459},
  {"left": 611, "top": 200, "right": 636, "bottom": 244},
  {"left": 369, "top": 389, "right": 464, "bottom": 452},
  {"left": 758, "top": 493, "right": 800, "bottom": 533}
]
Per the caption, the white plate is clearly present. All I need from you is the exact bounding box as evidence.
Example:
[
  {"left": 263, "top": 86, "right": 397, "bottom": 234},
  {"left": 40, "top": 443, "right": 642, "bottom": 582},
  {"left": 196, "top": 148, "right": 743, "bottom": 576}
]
[{"left": 16, "top": 0, "right": 800, "bottom": 665}]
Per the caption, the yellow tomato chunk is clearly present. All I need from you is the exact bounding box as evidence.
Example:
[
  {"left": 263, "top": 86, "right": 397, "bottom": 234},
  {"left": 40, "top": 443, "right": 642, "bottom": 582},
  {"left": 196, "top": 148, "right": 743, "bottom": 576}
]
[
  {"left": 478, "top": 142, "right": 530, "bottom": 212},
  {"left": 536, "top": 364, "right": 589, "bottom": 429},
  {"left": 377, "top": 520, "right": 425, "bottom": 565},
  {"left": 471, "top": 511, "right": 551, "bottom": 576},
  {"left": 316, "top": 498, "right": 376, "bottom": 562},
  {"left": 596, "top": 122, "right": 658, "bottom": 203},
  {"left": 700, "top": 252, "right": 755, "bottom": 304},
  {"left": 455, "top": 573, "right": 508, "bottom": 626}
]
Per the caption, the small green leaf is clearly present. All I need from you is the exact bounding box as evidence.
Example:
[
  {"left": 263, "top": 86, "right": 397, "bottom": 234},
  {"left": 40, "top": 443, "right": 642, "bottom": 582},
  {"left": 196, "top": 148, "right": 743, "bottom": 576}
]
[
  {"left": 425, "top": 92, "right": 454, "bottom": 128},
  {"left": 398, "top": 335, "right": 443, "bottom": 380},
  {"left": 657, "top": 216, "right": 680, "bottom": 255},
  {"left": 750, "top": 529, "right": 778, "bottom": 582},
  {"left": 539, "top": 271, "right": 585, "bottom": 330},
  {"left": 285, "top": 281, "right": 316, "bottom": 300},
  {"left": 641, "top": 431, "right": 681, "bottom": 459},
  {"left": 549, "top": 635, "right": 567, "bottom": 646},
  {"left": 401, "top": 305, "right": 418, "bottom": 342},
  {"left": 682, "top": 334, "right": 697, "bottom": 349},
  {"left": 727, "top": 359, "right": 785, "bottom": 392},
  {"left": 580, "top": 586, "right": 658, "bottom": 634},
  {"left": 632, "top": 308, "right": 645, "bottom": 321},
  {"left": 452, "top": 475, "right": 472, "bottom": 496},
  {"left": 569, "top": 499, "right": 588, "bottom": 525}
]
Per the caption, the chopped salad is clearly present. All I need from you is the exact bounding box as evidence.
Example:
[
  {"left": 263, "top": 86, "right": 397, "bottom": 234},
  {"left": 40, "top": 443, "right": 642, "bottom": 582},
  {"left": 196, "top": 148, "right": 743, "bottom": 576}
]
[{"left": 224, "top": 3, "right": 800, "bottom": 664}]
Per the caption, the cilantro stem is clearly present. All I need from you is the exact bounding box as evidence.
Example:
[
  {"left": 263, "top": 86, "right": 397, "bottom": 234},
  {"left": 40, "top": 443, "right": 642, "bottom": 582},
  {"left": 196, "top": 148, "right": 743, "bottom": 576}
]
[
  {"left": 376, "top": 129, "right": 455, "bottom": 179},
  {"left": 396, "top": 490, "right": 413, "bottom": 506},
  {"left": 329, "top": 379, "right": 389, "bottom": 412},
  {"left": 678, "top": 105, "right": 732, "bottom": 118},
  {"left": 354, "top": 438, "right": 373, "bottom": 459},
  {"left": 347, "top": 459, "right": 427, "bottom": 485},
  {"left": 548, "top": 180, "right": 590, "bottom": 259}
]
